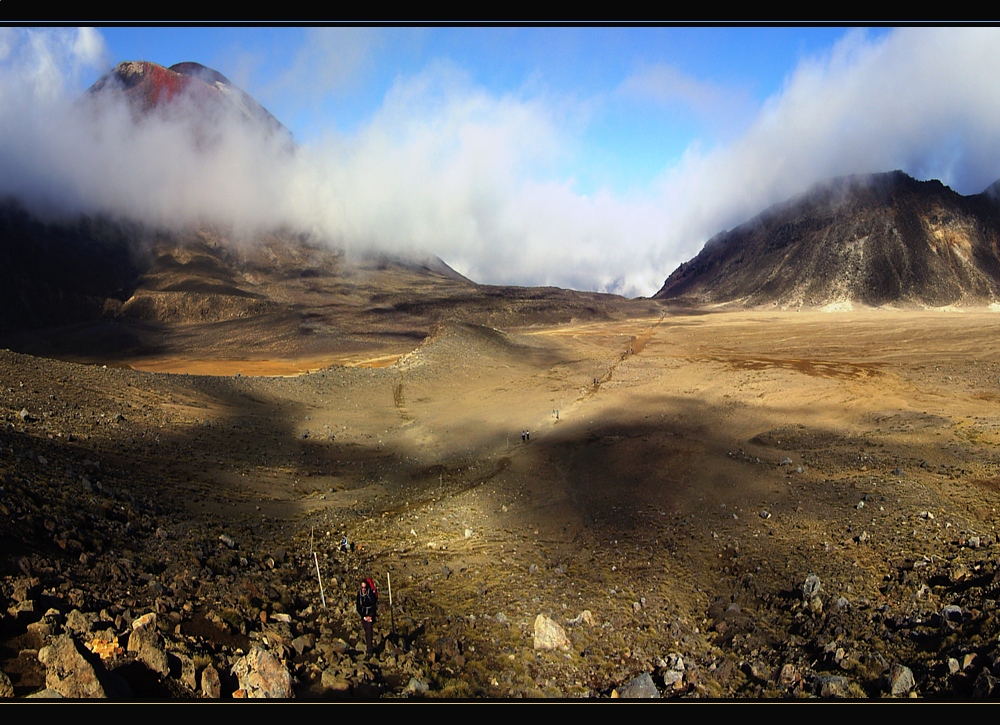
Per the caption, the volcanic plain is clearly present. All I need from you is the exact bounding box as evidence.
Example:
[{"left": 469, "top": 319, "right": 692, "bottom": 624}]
[{"left": 6, "top": 285, "right": 1000, "bottom": 698}]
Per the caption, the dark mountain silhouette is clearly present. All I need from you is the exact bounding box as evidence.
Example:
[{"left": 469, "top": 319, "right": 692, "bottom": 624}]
[{"left": 656, "top": 171, "right": 1000, "bottom": 308}]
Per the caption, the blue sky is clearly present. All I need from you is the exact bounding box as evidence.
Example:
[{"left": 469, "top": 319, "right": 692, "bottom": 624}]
[{"left": 0, "top": 26, "right": 996, "bottom": 296}]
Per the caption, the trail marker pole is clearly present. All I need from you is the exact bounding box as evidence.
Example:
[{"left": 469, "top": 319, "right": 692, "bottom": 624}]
[
  {"left": 387, "top": 572, "right": 396, "bottom": 635},
  {"left": 309, "top": 527, "right": 326, "bottom": 609},
  {"left": 314, "top": 552, "right": 326, "bottom": 609}
]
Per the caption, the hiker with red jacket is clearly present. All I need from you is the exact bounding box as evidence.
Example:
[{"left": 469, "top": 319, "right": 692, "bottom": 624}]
[{"left": 356, "top": 577, "right": 378, "bottom": 655}]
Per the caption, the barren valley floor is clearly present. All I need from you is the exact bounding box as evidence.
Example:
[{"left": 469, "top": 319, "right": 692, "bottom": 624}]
[{"left": 5, "top": 308, "right": 1000, "bottom": 698}]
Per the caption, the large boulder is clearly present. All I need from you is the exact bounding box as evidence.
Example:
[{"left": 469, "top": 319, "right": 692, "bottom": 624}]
[
  {"left": 533, "top": 614, "right": 571, "bottom": 651},
  {"left": 127, "top": 612, "right": 170, "bottom": 677},
  {"left": 231, "top": 647, "right": 293, "bottom": 698},
  {"left": 38, "top": 634, "right": 107, "bottom": 698}
]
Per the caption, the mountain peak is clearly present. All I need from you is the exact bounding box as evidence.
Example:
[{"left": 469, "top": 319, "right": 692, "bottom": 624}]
[
  {"left": 85, "top": 60, "right": 291, "bottom": 144},
  {"left": 656, "top": 172, "right": 1000, "bottom": 308}
]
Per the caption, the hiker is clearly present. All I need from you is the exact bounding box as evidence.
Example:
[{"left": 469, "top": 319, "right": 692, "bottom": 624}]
[
  {"left": 339, "top": 534, "right": 349, "bottom": 553},
  {"left": 356, "top": 577, "right": 378, "bottom": 655}
]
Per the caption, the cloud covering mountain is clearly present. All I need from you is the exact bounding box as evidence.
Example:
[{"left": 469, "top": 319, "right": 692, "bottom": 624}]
[{"left": 3, "top": 27, "right": 1000, "bottom": 297}]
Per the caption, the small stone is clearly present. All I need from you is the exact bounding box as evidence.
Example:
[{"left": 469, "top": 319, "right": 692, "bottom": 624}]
[
  {"left": 802, "top": 573, "right": 821, "bottom": 599},
  {"left": 779, "top": 663, "right": 801, "bottom": 686},
  {"left": 814, "top": 674, "right": 851, "bottom": 698},
  {"left": 662, "top": 669, "right": 683, "bottom": 688},
  {"left": 404, "top": 677, "right": 429, "bottom": 695},
  {"left": 974, "top": 669, "right": 997, "bottom": 698},
  {"left": 64, "top": 609, "right": 96, "bottom": 635},
  {"left": 618, "top": 672, "right": 660, "bottom": 699},
  {"left": 942, "top": 605, "right": 964, "bottom": 624},
  {"left": 291, "top": 634, "right": 314, "bottom": 656},
  {"left": 950, "top": 563, "right": 970, "bottom": 583},
  {"left": 320, "top": 668, "right": 351, "bottom": 692}
]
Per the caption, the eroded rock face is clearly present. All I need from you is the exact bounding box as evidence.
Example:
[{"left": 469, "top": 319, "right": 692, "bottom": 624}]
[{"left": 38, "top": 635, "right": 107, "bottom": 698}]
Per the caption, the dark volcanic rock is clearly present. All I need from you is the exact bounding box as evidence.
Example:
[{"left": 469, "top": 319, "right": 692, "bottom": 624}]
[{"left": 657, "top": 171, "right": 1000, "bottom": 308}]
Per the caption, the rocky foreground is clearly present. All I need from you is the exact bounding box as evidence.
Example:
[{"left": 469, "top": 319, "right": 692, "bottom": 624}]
[{"left": 6, "top": 311, "right": 1000, "bottom": 699}]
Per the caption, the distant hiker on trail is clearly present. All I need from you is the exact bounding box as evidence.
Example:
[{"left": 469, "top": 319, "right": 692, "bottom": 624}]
[
  {"left": 356, "top": 577, "right": 378, "bottom": 655},
  {"left": 340, "top": 534, "right": 349, "bottom": 553}
]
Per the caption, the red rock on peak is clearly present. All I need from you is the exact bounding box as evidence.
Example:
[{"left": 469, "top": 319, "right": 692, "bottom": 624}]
[{"left": 85, "top": 60, "right": 292, "bottom": 145}]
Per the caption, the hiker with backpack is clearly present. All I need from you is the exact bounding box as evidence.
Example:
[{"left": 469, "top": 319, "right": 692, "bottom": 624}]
[{"left": 356, "top": 577, "right": 378, "bottom": 655}]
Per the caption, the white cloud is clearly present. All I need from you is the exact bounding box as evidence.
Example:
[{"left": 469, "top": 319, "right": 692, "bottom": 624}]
[
  {"left": 618, "top": 63, "right": 731, "bottom": 117},
  {"left": 258, "top": 27, "right": 382, "bottom": 111}
]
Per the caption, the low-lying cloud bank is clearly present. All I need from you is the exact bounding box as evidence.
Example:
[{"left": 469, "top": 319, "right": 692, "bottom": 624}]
[{"left": 2, "top": 27, "right": 1000, "bottom": 297}]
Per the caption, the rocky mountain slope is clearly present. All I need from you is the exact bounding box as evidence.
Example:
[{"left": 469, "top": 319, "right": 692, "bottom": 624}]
[
  {"left": 656, "top": 171, "right": 1000, "bottom": 308},
  {"left": 0, "top": 200, "right": 651, "bottom": 367}
]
